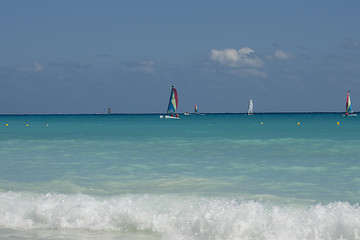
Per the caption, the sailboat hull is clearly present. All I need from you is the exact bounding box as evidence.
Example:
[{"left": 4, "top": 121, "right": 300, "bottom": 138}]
[{"left": 160, "top": 115, "right": 180, "bottom": 119}]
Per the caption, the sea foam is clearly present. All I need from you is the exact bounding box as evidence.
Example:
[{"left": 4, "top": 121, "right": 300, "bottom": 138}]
[{"left": 0, "top": 192, "right": 360, "bottom": 240}]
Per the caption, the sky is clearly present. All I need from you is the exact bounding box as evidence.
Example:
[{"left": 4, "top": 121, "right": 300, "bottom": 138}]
[{"left": 1, "top": 0, "right": 360, "bottom": 114}]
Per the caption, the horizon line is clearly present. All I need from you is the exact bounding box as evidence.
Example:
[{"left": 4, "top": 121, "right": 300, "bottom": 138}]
[{"left": 0, "top": 111, "right": 351, "bottom": 116}]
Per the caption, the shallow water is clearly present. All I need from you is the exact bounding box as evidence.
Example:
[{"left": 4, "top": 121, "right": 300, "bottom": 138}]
[{"left": 0, "top": 113, "right": 359, "bottom": 239}]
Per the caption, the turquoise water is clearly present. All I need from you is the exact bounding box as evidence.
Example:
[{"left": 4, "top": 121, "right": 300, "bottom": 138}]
[{"left": 0, "top": 113, "right": 360, "bottom": 239}]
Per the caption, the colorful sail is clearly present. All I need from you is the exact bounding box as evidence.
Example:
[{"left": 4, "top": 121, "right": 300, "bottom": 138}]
[
  {"left": 194, "top": 104, "right": 198, "bottom": 113},
  {"left": 346, "top": 91, "right": 353, "bottom": 115},
  {"left": 167, "top": 86, "right": 178, "bottom": 114},
  {"left": 248, "top": 99, "right": 253, "bottom": 115},
  {"left": 108, "top": 107, "right": 111, "bottom": 114}
]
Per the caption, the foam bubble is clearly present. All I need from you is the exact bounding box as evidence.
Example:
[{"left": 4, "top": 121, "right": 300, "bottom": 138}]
[{"left": 0, "top": 192, "right": 360, "bottom": 240}]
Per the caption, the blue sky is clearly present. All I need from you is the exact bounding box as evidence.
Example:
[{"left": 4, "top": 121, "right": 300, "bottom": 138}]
[{"left": 1, "top": 0, "right": 360, "bottom": 114}]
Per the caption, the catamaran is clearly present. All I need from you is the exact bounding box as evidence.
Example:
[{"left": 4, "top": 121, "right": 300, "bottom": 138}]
[
  {"left": 247, "top": 99, "right": 254, "bottom": 115},
  {"left": 160, "top": 86, "right": 180, "bottom": 119},
  {"left": 345, "top": 91, "right": 357, "bottom": 116}
]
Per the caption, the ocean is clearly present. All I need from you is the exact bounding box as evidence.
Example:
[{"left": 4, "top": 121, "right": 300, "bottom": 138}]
[{"left": 0, "top": 113, "right": 359, "bottom": 240}]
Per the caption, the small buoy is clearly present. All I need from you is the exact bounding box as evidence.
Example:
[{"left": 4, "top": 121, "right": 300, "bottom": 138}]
[
  {"left": 260, "top": 122, "right": 263, "bottom": 125},
  {"left": 46, "top": 124, "right": 48, "bottom": 127},
  {"left": 297, "top": 122, "right": 300, "bottom": 125},
  {"left": 26, "top": 124, "right": 29, "bottom": 127},
  {"left": 6, "top": 123, "right": 8, "bottom": 126},
  {"left": 337, "top": 122, "right": 340, "bottom": 125}
]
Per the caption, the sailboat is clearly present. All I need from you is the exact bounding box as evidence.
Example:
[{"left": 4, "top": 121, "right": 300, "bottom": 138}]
[
  {"left": 345, "top": 91, "right": 357, "bottom": 116},
  {"left": 108, "top": 107, "right": 111, "bottom": 115},
  {"left": 247, "top": 99, "right": 254, "bottom": 115},
  {"left": 160, "top": 86, "right": 180, "bottom": 119},
  {"left": 184, "top": 104, "right": 197, "bottom": 115}
]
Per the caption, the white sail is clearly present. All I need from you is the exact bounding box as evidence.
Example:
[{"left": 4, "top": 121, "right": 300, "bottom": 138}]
[{"left": 248, "top": 99, "right": 253, "bottom": 115}]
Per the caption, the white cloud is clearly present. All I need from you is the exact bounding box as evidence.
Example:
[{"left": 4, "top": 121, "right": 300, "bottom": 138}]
[
  {"left": 343, "top": 39, "right": 359, "bottom": 49},
  {"left": 18, "top": 62, "right": 44, "bottom": 72},
  {"left": 211, "top": 48, "right": 263, "bottom": 68},
  {"left": 229, "top": 68, "right": 268, "bottom": 78},
  {"left": 274, "top": 50, "right": 291, "bottom": 60},
  {"left": 138, "top": 61, "right": 156, "bottom": 74},
  {"left": 124, "top": 60, "right": 156, "bottom": 74}
]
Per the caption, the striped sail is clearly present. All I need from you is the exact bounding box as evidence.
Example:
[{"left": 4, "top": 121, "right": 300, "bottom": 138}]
[
  {"left": 195, "top": 104, "right": 198, "bottom": 113},
  {"left": 167, "top": 86, "right": 178, "bottom": 114},
  {"left": 346, "top": 91, "right": 353, "bottom": 115}
]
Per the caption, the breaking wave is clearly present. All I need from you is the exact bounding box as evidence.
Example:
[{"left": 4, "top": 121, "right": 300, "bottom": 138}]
[{"left": 1, "top": 192, "right": 360, "bottom": 240}]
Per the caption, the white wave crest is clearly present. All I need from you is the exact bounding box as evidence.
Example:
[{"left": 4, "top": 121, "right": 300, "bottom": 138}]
[{"left": 0, "top": 192, "right": 360, "bottom": 240}]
